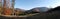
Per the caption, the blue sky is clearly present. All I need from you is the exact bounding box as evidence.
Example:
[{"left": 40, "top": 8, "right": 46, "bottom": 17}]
[{"left": 14, "top": 0, "right": 60, "bottom": 10}]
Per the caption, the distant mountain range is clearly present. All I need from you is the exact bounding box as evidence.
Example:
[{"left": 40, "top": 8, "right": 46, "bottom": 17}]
[
  {"left": 31, "top": 7, "right": 49, "bottom": 12},
  {"left": 15, "top": 8, "right": 26, "bottom": 11},
  {"left": 14, "top": 7, "right": 49, "bottom": 12},
  {"left": 24, "top": 7, "right": 50, "bottom": 14}
]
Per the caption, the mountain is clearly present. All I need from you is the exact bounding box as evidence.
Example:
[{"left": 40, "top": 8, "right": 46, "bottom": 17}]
[
  {"left": 46, "top": 6, "right": 60, "bottom": 13},
  {"left": 15, "top": 8, "right": 25, "bottom": 11},
  {"left": 24, "top": 7, "right": 49, "bottom": 14},
  {"left": 31, "top": 7, "right": 49, "bottom": 13},
  {"left": 14, "top": 8, "right": 26, "bottom": 15}
]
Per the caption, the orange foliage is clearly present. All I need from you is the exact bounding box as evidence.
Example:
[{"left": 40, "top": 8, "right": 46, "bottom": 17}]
[{"left": 4, "top": 8, "right": 12, "bottom": 15}]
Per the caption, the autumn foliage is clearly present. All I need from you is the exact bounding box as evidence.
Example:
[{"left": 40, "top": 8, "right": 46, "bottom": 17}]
[{"left": 4, "top": 8, "right": 12, "bottom": 15}]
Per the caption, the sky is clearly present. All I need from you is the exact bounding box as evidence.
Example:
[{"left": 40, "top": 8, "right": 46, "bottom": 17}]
[{"left": 14, "top": 0, "right": 60, "bottom": 10}]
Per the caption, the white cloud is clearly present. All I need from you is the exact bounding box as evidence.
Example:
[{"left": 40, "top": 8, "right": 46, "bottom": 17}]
[
  {"left": 51, "top": 3, "right": 60, "bottom": 8},
  {"left": 47, "top": 0, "right": 60, "bottom": 8}
]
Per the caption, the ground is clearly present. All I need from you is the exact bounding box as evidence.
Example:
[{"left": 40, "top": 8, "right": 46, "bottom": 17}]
[{"left": 0, "top": 13, "right": 59, "bottom": 19}]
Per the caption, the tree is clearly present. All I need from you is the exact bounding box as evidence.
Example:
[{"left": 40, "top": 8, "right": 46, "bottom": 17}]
[
  {"left": 11, "top": 0, "right": 15, "bottom": 15},
  {"left": 0, "top": 0, "right": 2, "bottom": 15}
]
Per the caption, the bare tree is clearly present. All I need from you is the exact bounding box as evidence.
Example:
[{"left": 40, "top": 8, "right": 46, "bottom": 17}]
[
  {"left": 11, "top": 0, "right": 15, "bottom": 15},
  {"left": 3, "top": 0, "right": 7, "bottom": 15}
]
